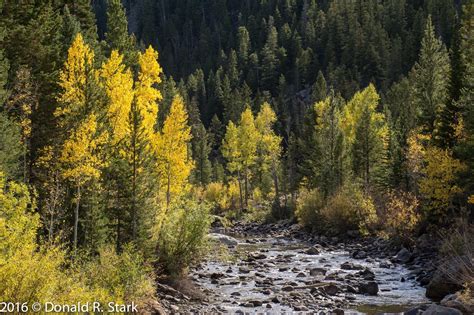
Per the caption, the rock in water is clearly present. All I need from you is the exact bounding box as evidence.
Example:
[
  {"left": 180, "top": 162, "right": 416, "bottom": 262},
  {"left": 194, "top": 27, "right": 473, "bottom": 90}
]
[
  {"left": 422, "top": 304, "right": 462, "bottom": 315},
  {"left": 393, "top": 247, "right": 412, "bottom": 263},
  {"left": 358, "top": 281, "right": 379, "bottom": 295},
  {"left": 208, "top": 233, "right": 239, "bottom": 246}
]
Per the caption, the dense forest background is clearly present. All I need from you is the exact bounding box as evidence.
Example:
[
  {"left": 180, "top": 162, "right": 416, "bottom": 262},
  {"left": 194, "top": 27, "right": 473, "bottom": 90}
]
[{"left": 0, "top": 0, "right": 473, "bottom": 310}]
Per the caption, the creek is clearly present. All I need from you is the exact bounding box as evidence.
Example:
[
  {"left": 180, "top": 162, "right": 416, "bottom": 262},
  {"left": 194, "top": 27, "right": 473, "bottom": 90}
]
[{"left": 189, "top": 233, "right": 429, "bottom": 314}]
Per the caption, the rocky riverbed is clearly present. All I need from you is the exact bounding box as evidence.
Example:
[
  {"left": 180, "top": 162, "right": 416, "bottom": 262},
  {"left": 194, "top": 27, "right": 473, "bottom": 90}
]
[{"left": 158, "top": 221, "right": 446, "bottom": 314}]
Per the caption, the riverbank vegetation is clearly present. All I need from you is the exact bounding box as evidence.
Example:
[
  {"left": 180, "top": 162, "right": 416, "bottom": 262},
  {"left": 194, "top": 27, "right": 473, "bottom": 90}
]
[{"left": 0, "top": 0, "right": 473, "bottom": 308}]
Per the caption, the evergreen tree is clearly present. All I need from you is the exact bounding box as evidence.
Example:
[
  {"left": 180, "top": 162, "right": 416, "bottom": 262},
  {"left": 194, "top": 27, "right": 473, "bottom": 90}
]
[
  {"left": 0, "top": 113, "right": 22, "bottom": 180},
  {"left": 192, "top": 123, "right": 212, "bottom": 187},
  {"left": 105, "top": 0, "right": 137, "bottom": 66},
  {"left": 5, "top": 66, "right": 37, "bottom": 183},
  {"left": 410, "top": 16, "right": 451, "bottom": 144},
  {"left": 313, "top": 91, "right": 344, "bottom": 196}
]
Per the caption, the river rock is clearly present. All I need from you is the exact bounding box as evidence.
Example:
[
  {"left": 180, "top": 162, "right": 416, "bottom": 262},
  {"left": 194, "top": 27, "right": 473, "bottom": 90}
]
[
  {"left": 306, "top": 246, "right": 321, "bottom": 255},
  {"left": 238, "top": 267, "right": 250, "bottom": 274},
  {"left": 357, "top": 268, "right": 376, "bottom": 280},
  {"left": 208, "top": 233, "right": 239, "bottom": 246},
  {"left": 352, "top": 250, "right": 368, "bottom": 259},
  {"left": 323, "top": 283, "right": 341, "bottom": 295},
  {"left": 249, "top": 300, "right": 263, "bottom": 307},
  {"left": 358, "top": 281, "right": 378, "bottom": 295},
  {"left": 441, "top": 292, "right": 474, "bottom": 314},
  {"left": 393, "top": 247, "right": 413, "bottom": 263},
  {"left": 309, "top": 267, "right": 327, "bottom": 276},
  {"left": 340, "top": 262, "right": 364, "bottom": 270},
  {"left": 422, "top": 304, "right": 462, "bottom": 315},
  {"left": 426, "top": 270, "right": 462, "bottom": 300}
]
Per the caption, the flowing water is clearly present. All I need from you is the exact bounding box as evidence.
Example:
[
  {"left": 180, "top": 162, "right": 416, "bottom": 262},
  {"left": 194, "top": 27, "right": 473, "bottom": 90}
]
[{"left": 189, "top": 235, "right": 429, "bottom": 314}]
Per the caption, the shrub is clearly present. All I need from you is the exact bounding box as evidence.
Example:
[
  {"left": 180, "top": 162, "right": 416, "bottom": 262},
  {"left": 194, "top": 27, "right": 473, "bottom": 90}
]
[
  {"left": 78, "top": 244, "right": 155, "bottom": 306},
  {"left": 321, "top": 183, "right": 377, "bottom": 235},
  {"left": 157, "top": 198, "right": 212, "bottom": 276},
  {"left": 380, "top": 190, "right": 420, "bottom": 245},
  {"left": 203, "top": 180, "right": 240, "bottom": 213},
  {"left": 0, "top": 172, "right": 156, "bottom": 307},
  {"left": 295, "top": 188, "right": 325, "bottom": 231}
]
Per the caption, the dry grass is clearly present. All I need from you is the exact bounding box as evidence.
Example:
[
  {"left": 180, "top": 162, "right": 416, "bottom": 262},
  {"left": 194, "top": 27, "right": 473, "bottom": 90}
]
[{"left": 439, "top": 221, "right": 474, "bottom": 292}]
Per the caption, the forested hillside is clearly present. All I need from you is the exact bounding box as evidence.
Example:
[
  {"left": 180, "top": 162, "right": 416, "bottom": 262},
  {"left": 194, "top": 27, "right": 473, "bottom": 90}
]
[{"left": 0, "top": 0, "right": 473, "bottom": 313}]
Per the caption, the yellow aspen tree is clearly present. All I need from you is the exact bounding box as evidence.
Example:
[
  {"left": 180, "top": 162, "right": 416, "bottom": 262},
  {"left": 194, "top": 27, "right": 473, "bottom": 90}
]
[
  {"left": 59, "top": 114, "right": 104, "bottom": 252},
  {"left": 55, "top": 33, "right": 104, "bottom": 252},
  {"left": 222, "top": 121, "right": 244, "bottom": 211},
  {"left": 419, "top": 147, "right": 466, "bottom": 220},
  {"left": 55, "top": 33, "right": 95, "bottom": 124},
  {"left": 222, "top": 108, "right": 258, "bottom": 211},
  {"left": 238, "top": 108, "right": 258, "bottom": 208},
  {"left": 100, "top": 50, "right": 134, "bottom": 144},
  {"left": 255, "top": 102, "right": 282, "bottom": 199},
  {"left": 341, "top": 84, "right": 388, "bottom": 190},
  {"left": 134, "top": 46, "right": 162, "bottom": 139},
  {"left": 125, "top": 46, "right": 162, "bottom": 240},
  {"left": 155, "top": 94, "right": 193, "bottom": 209}
]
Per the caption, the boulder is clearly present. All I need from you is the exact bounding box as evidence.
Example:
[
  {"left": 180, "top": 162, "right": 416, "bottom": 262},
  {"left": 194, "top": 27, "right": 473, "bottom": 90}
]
[
  {"left": 441, "top": 292, "right": 474, "bottom": 314},
  {"left": 393, "top": 247, "right": 413, "bottom": 263},
  {"left": 208, "top": 233, "right": 239, "bottom": 246},
  {"left": 352, "top": 250, "right": 368, "bottom": 259},
  {"left": 357, "top": 268, "right": 376, "bottom": 281},
  {"left": 358, "top": 281, "right": 379, "bottom": 295},
  {"left": 323, "top": 283, "right": 341, "bottom": 295},
  {"left": 340, "top": 262, "right": 364, "bottom": 270},
  {"left": 309, "top": 267, "right": 327, "bottom": 276},
  {"left": 422, "top": 304, "right": 462, "bottom": 315},
  {"left": 306, "top": 246, "right": 321, "bottom": 255},
  {"left": 426, "top": 270, "right": 462, "bottom": 301}
]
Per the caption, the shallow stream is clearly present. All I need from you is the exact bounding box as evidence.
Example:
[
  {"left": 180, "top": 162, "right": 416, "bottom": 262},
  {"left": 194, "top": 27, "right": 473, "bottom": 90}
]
[{"left": 189, "top": 235, "right": 429, "bottom": 314}]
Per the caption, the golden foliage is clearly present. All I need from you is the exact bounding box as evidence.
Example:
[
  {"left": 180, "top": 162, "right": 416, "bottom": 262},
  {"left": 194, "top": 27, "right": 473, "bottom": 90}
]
[
  {"left": 321, "top": 183, "right": 377, "bottom": 235},
  {"left": 135, "top": 46, "right": 163, "bottom": 139},
  {"left": 59, "top": 114, "right": 105, "bottom": 185},
  {"left": 419, "top": 146, "right": 466, "bottom": 214},
  {"left": 56, "top": 33, "right": 95, "bottom": 120},
  {"left": 100, "top": 50, "right": 134, "bottom": 144},
  {"left": 381, "top": 190, "right": 420, "bottom": 244},
  {"left": 155, "top": 95, "right": 193, "bottom": 203}
]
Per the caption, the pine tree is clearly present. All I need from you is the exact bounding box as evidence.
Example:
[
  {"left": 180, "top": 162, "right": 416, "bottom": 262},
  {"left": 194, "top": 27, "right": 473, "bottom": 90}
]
[
  {"left": 238, "top": 26, "right": 251, "bottom": 65},
  {"left": 313, "top": 91, "right": 345, "bottom": 196},
  {"left": 311, "top": 71, "right": 327, "bottom": 103},
  {"left": 192, "top": 123, "right": 212, "bottom": 186},
  {"left": 105, "top": 0, "right": 137, "bottom": 67},
  {"left": 410, "top": 16, "right": 451, "bottom": 144},
  {"left": 261, "top": 18, "right": 280, "bottom": 92},
  {"left": 0, "top": 113, "right": 22, "bottom": 180},
  {"left": 5, "top": 66, "right": 37, "bottom": 183},
  {"left": 0, "top": 22, "right": 9, "bottom": 104},
  {"left": 155, "top": 95, "right": 193, "bottom": 209}
]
